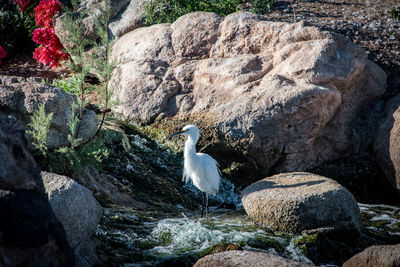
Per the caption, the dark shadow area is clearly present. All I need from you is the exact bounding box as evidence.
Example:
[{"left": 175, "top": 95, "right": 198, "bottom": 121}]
[
  {"left": 310, "top": 156, "right": 400, "bottom": 205},
  {"left": 0, "top": 129, "right": 74, "bottom": 266}
]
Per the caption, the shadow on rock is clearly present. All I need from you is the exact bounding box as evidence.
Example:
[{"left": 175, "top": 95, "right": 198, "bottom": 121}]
[{"left": 0, "top": 129, "right": 74, "bottom": 266}]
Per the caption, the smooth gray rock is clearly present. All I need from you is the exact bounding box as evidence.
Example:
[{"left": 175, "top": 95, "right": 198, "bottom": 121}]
[
  {"left": 42, "top": 172, "right": 102, "bottom": 267},
  {"left": 0, "top": 82, "right": 98, "bottom": 150},
  {"left": 241, "top": 172, "right": 362, "bottom": 233},
  {"left": 193, "top": 250, "right": 313, "bottom": 267}
]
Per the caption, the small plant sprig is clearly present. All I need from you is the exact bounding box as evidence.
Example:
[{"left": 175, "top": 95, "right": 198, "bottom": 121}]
[
  {"left": 82, "top": 2, "right": 115, "bottom": 145},
  {"left": 27, "top": 104, "right": 53, "bottom": 156},
  {"left": 61, "top": 1, "right": 115, "bottom": 146}
]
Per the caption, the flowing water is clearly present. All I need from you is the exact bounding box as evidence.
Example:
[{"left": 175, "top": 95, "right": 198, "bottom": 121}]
[{"left": 96, "top": 124, "right": 400, "bottom": 266}]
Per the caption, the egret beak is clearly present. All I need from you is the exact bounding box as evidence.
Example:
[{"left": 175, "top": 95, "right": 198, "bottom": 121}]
[
  {"left": 169, "top": 130, "right": 185, "bottom": 138},
  {"left": 169, "top": 129, "right": 187, "bottom": 138}
]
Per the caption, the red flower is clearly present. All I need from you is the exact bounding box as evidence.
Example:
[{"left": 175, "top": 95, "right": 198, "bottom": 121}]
[
  {"left": 13, "top": 0, "right": 31, "bottom": 13},
  {"left": 32, "top": 0, "right": 68, "bottom": 68},
  {"left": 33, "top": 45, "right": 68, "bottom": 68},
  {"left": 34, "top": 0, "right": 62, "bottom": 28},
  {"left": 32, "top": 28, "right": 61, "bottom": 46},
  {"left": 0, "top": 46, "right": 7, "bottom": 64}
]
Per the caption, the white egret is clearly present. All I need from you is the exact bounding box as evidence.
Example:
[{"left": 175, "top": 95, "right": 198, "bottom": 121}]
[{"left": 170, "top": 125, "right": 221, "bottom": 218}]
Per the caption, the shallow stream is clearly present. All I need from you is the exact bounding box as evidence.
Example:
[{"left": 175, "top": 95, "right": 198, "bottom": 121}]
[{"left": 96, "top": 124, "right": 400, "bottom": 266}]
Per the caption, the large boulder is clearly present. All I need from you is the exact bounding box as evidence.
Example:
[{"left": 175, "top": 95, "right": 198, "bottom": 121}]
[
  {"left": 42, "top": 172, "right": 102, "bottom": 267},
  {"left": 0, "top": 82, "right": 98, "bottom": 150},
  {"left": 342, "top": 244, "right": 400, "bottom": 267},
  {"left": 373, "top": 95, "right": 400, "bottom": 191},
  {"left": 0, "top": 130, "right": 74, "bottom": 266},
  {"left": 193, "top": 250, "right": 313, "bottom": 267},
  {"left": 241, "top": 172, "right": 362, "bottom": 233},
  {"left": 109, "top": 12, "right": 386, "bottom": 183}
]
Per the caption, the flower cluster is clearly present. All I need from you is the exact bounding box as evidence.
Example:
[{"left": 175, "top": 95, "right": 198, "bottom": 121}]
[
  {"left": 33, "top": 0, "right": 62, "bottom": 28},
  {"left": 13, "top": 0, "right": 31, "bottom": 13},
  {"left": 32, "top": 0, "right": 68, "bottom": 68},
  {"left": 33, "top": 46, "right": 69, "bottom": 68},
  {"left": 32, "top": 27, "right": 60, "bottom": 46},
  {"left": 0, "top": 46, "right": 7, "bottom": 64}
]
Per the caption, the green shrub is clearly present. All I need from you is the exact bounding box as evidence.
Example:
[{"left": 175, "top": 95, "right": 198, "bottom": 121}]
[
  {"left": 144, "top": 0, "right": 274, "bottom": 25},
  {"left": 28, "top": 2, "right": 116, "bottom": 176},
  {"left": 27, "top": 102, "right": 115, "bottom": 175},
  {"left": 392, "top": 7, "right": 400, "bottom": 22},
  {"left": 0, "top": 0, "right": 39, "bottom": 56},
  {"left": 38, "top": 129, "right": 114, "bottom": 176},
  {"left": 249, "top": 0, "right": 273, "bottom": 14},
  {"left": 50, "top": 74, "right": 83, "bottom": 96}
]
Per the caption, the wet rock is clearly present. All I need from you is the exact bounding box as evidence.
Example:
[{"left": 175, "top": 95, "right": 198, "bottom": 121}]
[
  {"left": 342, "top": 244, "right": 400, "bottom": 267},
  {"left": 0, "top": 130, "right": 74, "bottom": 266},
  {"left": 193, "top": 250, "right": 313, "bottom": 267},
  {"left": 110, "top": 12, "right": 386, "bottom": 184},
  {"left": 42, "top": 172, "right": 102, "bottom": 267},
  {"left": 0, "top": 82, "right": 98, "bottom": 150},
  {"left": 241, "top": 172, "right": 362, "bottom": 233},
  {"left": 76, "top": 166, "right": 136, "bottom": 206},
  {"left": 373, "top": 95, "right": 400, "bottom": 191}
]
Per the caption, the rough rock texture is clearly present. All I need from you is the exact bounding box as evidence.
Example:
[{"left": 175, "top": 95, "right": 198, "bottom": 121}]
[
  {"left": 110, "top": 12, "right": 387, "bottom": 182},
  {"left": 193, "top": 250, "right": 313, "bottom": 267},
  {"left": 241, "top": 172, "right": 362, "bottom": 233},
  {"left": 108, "top": 0, "right": 151, "bottom": 38},
  {"left": 0, "top": 82, "right": 98, "bottom": 150},
  {"left": 0, "top": 130, "right": 74, "bottom": 266},
  {"left": 77, "top": 166, "right": 136, "bottom": 205},
  {"left": 342, "top": 244, "right": 400, "bottom": 267},
  {"left": 374, "top": 95, "right": 400, "bottom": 191},
  {"left": 54, "top": 0, "right": 149, "bottom": 49},
  {"left": 42, "top": 172, "right": 102, "bottom": 267}
]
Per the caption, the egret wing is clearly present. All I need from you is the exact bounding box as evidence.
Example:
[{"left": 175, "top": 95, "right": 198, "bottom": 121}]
[{"left": 198, "top": 153, "right": 221, "bottom": 195}]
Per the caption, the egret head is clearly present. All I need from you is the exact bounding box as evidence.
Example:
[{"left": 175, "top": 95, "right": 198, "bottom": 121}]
[{"left": 170, "top": 124, "right": 201, "bottom": 142}]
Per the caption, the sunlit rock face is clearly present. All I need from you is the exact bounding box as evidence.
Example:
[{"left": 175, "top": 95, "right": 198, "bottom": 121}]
[
  {"left": 110, "top": 11, "right": 386, "bottom": 183},
  {"left": 241, "top": 172, "right": 362, "bottom": 234},
  {"left": 193, "top": 250, "right": 313, "bottom": 267},
  {"left": 343, "top": 244, "right": 400, "bottom": 267}
]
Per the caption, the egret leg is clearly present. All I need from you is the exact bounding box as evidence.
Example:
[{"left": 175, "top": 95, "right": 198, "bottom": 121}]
[
  {"left": 201, "top": 192, "right": 206, "bottom": 218},
  {"left": 205, "top": 193, "right": 209, "bottom": 219}
]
